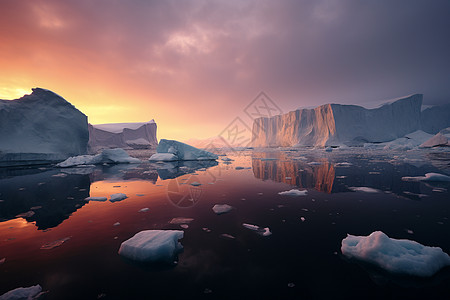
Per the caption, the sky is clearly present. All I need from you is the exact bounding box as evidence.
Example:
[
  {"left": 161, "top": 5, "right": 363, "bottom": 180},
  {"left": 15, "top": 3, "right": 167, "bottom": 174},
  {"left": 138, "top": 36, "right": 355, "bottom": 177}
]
[{"left": 1, "top": 0, "right": 449, "bottom": 141}]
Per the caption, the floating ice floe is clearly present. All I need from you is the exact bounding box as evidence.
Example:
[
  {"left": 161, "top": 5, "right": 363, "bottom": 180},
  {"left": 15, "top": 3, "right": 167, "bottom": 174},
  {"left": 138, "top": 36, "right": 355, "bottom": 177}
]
[
  {"left": 242, "top": 223, "right": 272, "bottom": 236},
  {"left": 335, "top": 162, "right": 353, "bottom": 167},
  {"left": 110, "top": 193, "right": 128, "bottom": 202},
  {"left": 278, "top": 189, "right": 308, "bottom": 196},
  {"left": 113, "top": 222, "right": 120, "bottom": 226},
  {"left": 341, "top": 231, "right": 450, "bottom": 277},
  {"left": 308, "top": 162, "right": 321, "bottom": 165},
  {"left": 402, "top": 173, "right": 450, "bottom": 182},
  {"left": 84, "top": 196, "right": 107, "bottom": 202},
  {"left": 169, "top": 217, "right": 194, "bottom": 224},
  {"left": 149, "top": 139, "right": 218, "bottom": 161},
  {"left": 40, "top": 237, "right": 71, "bottom": 250},
  {"left": 138, "top": 208, "right": 149, "bottom": 213},
  {"left": 221, "top": 157, "right": 234, "bottom": 162},
  {"left": 348, "top": 187, "right": 380, "bottom": 193},
  {"left": 220, "top": 233, "right": 235, "bottom": 240},
  {"left": 15, "top": 211, "right": 35, "bottom": 218},
  {"left": 118, "top": 230, "right": 184, "bottom": 263},
  {"left": 190, "top": 181, "right": 201, "bottom": 186},
  {"left": 57, "top": 148, "right": 141, "bottom": 167},
  {"left": 212, "top": 204, "right": 233, "bottom": 215},
  {"left": 0, "top": 258, "right": 5, "bottom": 264},
  {"left": 0, "top": 284, "right": 43, "bottom": 300}
]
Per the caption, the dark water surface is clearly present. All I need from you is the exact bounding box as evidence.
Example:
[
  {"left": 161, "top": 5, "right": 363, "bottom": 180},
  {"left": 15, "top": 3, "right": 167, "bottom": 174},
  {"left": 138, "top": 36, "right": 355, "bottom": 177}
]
[{"left": 1, "top": 148, "right": 450, "bottom": 299}]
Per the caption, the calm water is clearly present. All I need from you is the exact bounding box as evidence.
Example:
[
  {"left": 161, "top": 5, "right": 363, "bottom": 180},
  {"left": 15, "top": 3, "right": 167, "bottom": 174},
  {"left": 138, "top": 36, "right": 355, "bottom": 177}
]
[{"left": 1, "top": 148, "right": 450, "bottom": 299}]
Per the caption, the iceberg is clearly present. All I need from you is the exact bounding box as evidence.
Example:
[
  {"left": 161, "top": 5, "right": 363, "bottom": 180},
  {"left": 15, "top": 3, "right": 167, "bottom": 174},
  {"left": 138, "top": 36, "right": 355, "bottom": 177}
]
[
  {"left": 242, "top": 223, "right": 272, "bottom": 236},
  {"left": 118, "top": 230, "right": 184, "bottom": 263},
  {"left": 348, "top": 187, "right": 380, "bottom": 193},
  {"left": 57, "top": 148, "right": 140, "bottom": 167},
  {"left": 88, "top": 120, "right": 157, "bottom": 153},
  {"left": 252, "top": 94, "right": 450, "bottom": 147},
  {"left": 420, "top": 128, "right": 450, "bottom": 148},
  {"left": 149, "top": 139, "right": 218, "bottom": 161},
  {"left": 0, "top": 88, "right": 88, "bottom": 166},
  {"left": 110, "top": 193, "right": 128, "bottom": 202},
  {"left": 402, "top": 173, "right": 450, "bottom": 182},
  {"left": 341, "top": 231, "right": 450, "bottom": 276},
  {"left": 0, "top": 285, "right": 43, "bottom": 300},
  {"left": 212, "top": 204, "right": 233, "bottom": 215}
]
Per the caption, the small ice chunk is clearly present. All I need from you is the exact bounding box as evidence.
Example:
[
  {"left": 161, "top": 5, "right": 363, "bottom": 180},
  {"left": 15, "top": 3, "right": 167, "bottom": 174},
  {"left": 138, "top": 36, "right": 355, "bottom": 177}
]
[
  {"left": 348, "top": 187, "right": 380, "bottom": 193},
  {"left": 242, "top": 223, "right": 272, "bottom": 236},
  {"left": 118, "top": 230, "right": 184, "bottom": 262},
  {"left": 300, "top": 217, "right": 306, "bottom": 222},
  {"left": 180, "top": 224, "right": 189, "bottom": 229},
  {"left": 110, "top": 193, "right": 128, "bottom": 202},
  {"left": 278, "top": 189, "right": 307, "bottom": 196},
  {"left": 138, "top": 208, "right": 150, "bottom": 213},
  {"left": 30, "top": 206, "right": 42, "bottom": 210},
  {"left": 15, "top": 211, "right": 35, "bottom": 218},
  {"left": 341, "top": 231, "right": 450, "bottom": 277},
  {"left": 335, "top": 162, "right": 352, "bottom": 167},
  {"left": 0, "top": 285, "right": 42, "bottom": 300},
  {"left": 212, "top": 204, "right": 233, "bottom": 215},
  {"left": 85, "top": 196, "right": 107, "bottom": 202},
  {"left": 235, "top": 166, "right": 245, "bottom": 170},
  {"left": 402, "top": 173, "right": 450, "bottom": 182},
  {"left": 0, "top": 258, "right": 5, "bottom": 264},
  {"left": 169, "top": 217, "right": 194, "bottom": 224},
  {"left": 113, "top": 222, "right": 120, "bottom": 226},
  {"left": 287, "top": 282, "right": 295, "bottom": 288},
  {"left": 220, "top": 233, "right": 235, "bottom": 240},
  {"left": 149, "top": 153, "right": 178, "bottom": 161},
  {"left": 52, "top": 173, "right": 67, "bottom": 177},
  {"left": 41, "top": 237, "right": 71, "bottom": 250},
  {"left": 285, "top": 177, "right": 292, "bottom": 180},
  {"left": 202, "top": 227, "right": 211, "bottom": 233},
  {"left": 221, "top": 157, "right": 234, "bottom": 161},
  {"left": 308, "top": 162, "right": 321, "bottom": 165},
  {"left": 190, "top": 181, "right": 202, "bottom": 186}
]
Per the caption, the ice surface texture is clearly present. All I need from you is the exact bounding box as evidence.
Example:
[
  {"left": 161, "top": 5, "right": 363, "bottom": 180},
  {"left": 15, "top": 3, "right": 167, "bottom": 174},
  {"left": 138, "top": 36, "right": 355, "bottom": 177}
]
[
  {"left": 252, "top": 94, "right": 450, "bottom": 147},
  {"left": 57, "top": 148, "right": 140, "bottom": 167},
  {"left": 118, "top": 230, "right": 184, "bottom": 263},
  {"left": 149, "top": 139, "right": 218, "bottom": 161},
  {"left": 0, "top": 284, "right": 42, "bottom": 300},
  {"left": 0, "top": 88, "right": 88, "bottom": 164},
  {"left": 88, "top": 120, "right": 157, "bottom": 153},
  {"left": 341, "top": 231, "right": 450, "bottom": 276}
]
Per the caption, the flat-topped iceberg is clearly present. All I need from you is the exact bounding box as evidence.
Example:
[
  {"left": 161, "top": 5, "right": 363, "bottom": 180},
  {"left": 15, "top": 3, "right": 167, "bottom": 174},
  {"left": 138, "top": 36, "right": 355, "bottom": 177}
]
[
  {"left": 57, "top": 148, "right": 140, "bottom": 167},
  {"left": 341, "top": 231, "right": 450, "bottom": 276},
  {"left": 149, "top": 139, "right": 218, "bottom": 161},
  {"left": 118, "top": 230, "right": 184, "bottom": 263}
]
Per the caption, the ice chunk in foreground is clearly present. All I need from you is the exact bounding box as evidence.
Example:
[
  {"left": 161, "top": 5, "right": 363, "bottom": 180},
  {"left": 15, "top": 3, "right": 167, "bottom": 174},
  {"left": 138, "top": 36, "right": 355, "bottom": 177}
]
[
  {"left": 348, "top": 187, "right": 380, "bottom": 193},
  {"left": 242, "top": 223, "right": 272, "bottom": 236},
  {"left": 0, "top": 284, "right": 42, "bottom": 300},
  {"left": 402, "top": 173, "right": 450, "bottom": 182},
  {"left": 110, "top": 193, "right": 128, "bottom": 202},
  {"left": 150, "top": 139, "right": 218, "bottom": 161},
  {"left": 341, "top": 231, "right": 450, "bottom": 276},
  {"left": 57, "top": 148, "right": 140, "bottom": 167},
  {"left": 278, "top": 189, "right": 307, "bottom": 196},
  {"left": 212, "top": 204, "right": 233, "bottom": 215},
  {"left": 118, "top": 230, "right": 184, "bottom": 263},
  {"left": 420, "top": 128, "right": 450, "bottom": 148}
]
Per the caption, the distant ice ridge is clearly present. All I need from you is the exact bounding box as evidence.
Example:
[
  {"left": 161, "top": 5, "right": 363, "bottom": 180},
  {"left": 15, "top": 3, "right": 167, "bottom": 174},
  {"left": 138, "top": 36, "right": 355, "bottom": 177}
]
[
  {"left": 252, "top": 94, "right": 450, "bottom": 147},
  {"left": 57, "top": 148, "right": 140, "bottom": 167},
  {"left": 88, "top": 120, "right": 157, "bottom": 153},
  {"left": 118, "top": 230, "right": 184, "bottom": 263},
  {"left": 0, "top": 88, "right": 89, "bottom": 166},
  {"left": 341, "top": 231, "right": 450, "bottom": 276},
  {"left": 149, "top": 139, "right": 218, "bottom": 161},
  {"left": 0, "top": 284, "right": 43, "bottom": 300}
]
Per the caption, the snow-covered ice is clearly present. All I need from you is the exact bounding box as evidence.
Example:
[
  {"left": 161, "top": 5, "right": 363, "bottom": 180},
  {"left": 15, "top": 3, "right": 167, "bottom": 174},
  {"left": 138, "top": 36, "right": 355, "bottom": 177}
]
[
  {"left": 0, "top": 284, "right": 43, "bottom": 300},
  {"left": 57, "top": 148, "right": 140, "bottom": 167},
  {"left": 402, "top": 173, "right": 450, "bottom": 182},
  {"left": 278, "top": 189, "right": 308, "bottom": 196},
  {"left": 110, "top": 193, "right": 128, "bottom": 202},
  {"left": 242, "top": 223, "right": 272, "bottom": 236},
  {"left": 212, "top": 204, "right": 233, "bottom": 215},
  {"left": 348, "top": 187, "right": 380, "bottom": 193},
  {"left": 149, "top": 139, "right": 218, "bottom": 161},
  {"left": 118, "top": 230, "right": 184, "bottom": 263},
  {"left": 341, "top": 231, "right": 450, "bottom": 276}
]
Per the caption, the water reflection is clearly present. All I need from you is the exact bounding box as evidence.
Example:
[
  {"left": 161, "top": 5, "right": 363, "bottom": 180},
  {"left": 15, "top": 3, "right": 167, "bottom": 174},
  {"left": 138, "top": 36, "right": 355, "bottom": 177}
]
[
  {"left": 0, "top": 167, "right": 90, "bottom": 230},
  {"left": 155, "top": 160, "right": 218, "bottom": 180}
]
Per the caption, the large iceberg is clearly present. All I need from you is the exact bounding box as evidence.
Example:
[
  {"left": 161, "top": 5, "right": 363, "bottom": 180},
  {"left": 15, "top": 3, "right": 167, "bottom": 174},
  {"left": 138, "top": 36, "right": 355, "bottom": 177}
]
[
  {"left": 118, "top": 230, "right": 184, "bottom": 263},
  {"left": 341, "top": 231, "right": 450, "bottom": 276},
  {"left": 57, "top": 148, "right": 140, "bottom": 167},
  {"left": 149, "top": 139, "right": 218, "bottom": 161},
  {"left": 0, "top": 88, "right": 88, "bottom": 166},
  {"left": 252, "top": 94, "right": 450, "bottom": 147},
  {"left": 88, "top": 120, "right": 157, "bottom": 153}
]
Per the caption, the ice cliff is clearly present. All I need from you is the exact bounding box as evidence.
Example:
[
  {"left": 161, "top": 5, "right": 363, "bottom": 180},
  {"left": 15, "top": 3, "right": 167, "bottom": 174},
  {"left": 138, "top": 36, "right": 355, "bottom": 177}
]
[
  {"left": 252, "top": 94, "right": 449, "bottom": 147},
  {"left": 0, "top": 88, "right": 88, "bottom": 165},
  {"left": 88, "top": 120, "right": 157, "bottom": 153}
]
